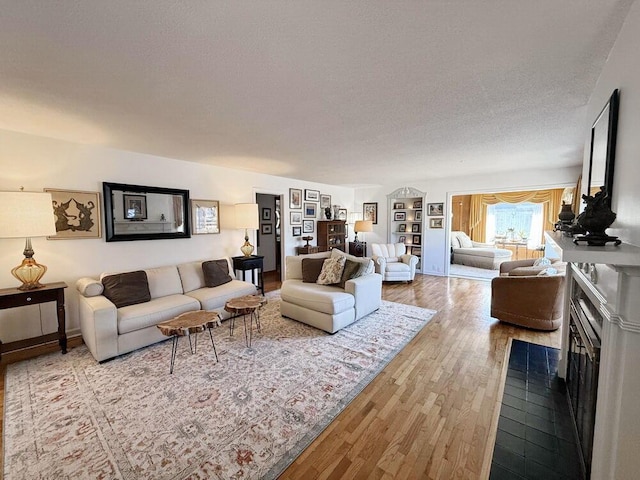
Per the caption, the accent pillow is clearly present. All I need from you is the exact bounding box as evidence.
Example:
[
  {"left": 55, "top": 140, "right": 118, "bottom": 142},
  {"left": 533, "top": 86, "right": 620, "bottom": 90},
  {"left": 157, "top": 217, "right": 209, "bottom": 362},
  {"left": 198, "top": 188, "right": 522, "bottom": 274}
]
[
  {"left": 302, "top": 258, "right": 326, "bottom": 283},
  {"left": 101, "top": 271, "right": 151, "bottom": 308},
  {"left": 339, "top": 259, "right": 367, "bottom": 288},
  {"left": 202, "top": 259, "right": 232, "bottom": 288},
  {"left": 316, "top": 255, "right": 347, "bottom": 285},
  {"left": 534, "top": 257, "right": 552, "bottom": 267},
  {"left": 458, "top": 234, "right": 474, "bottom": 248}
]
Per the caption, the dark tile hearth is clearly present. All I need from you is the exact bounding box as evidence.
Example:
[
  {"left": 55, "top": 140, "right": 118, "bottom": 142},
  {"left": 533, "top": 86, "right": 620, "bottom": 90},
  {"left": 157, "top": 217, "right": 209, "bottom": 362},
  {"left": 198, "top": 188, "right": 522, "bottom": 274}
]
[{"left": 489, "top": 340, "right": 584, "bottom": 480}]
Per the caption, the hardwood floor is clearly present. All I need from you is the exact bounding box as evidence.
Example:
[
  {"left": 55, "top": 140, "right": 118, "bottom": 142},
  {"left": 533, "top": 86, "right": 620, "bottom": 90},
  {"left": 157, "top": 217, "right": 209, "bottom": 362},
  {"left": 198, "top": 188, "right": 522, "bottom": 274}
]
[{"left": 0, "top": 273, "right": 560, "bottom": 479}]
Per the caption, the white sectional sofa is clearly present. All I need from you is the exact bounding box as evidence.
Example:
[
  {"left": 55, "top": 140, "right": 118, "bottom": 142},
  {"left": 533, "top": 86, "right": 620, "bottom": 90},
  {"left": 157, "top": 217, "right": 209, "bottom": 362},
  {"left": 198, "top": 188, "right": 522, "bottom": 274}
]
[
  {"left": 450, "top": 231, "right": 513, "bottom": 270},
  {"left": 76, "top": 258, "right": 257, "bottom": 362},
  {"left": 280, "top": 249, "right": 382, "bottom": 333}
]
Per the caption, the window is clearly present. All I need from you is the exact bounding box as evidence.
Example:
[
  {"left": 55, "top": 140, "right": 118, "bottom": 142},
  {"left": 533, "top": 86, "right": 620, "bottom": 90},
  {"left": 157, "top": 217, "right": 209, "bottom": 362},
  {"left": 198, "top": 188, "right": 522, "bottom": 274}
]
[{"left": 486, "top": 202, "right": 544, "bottom": 245}]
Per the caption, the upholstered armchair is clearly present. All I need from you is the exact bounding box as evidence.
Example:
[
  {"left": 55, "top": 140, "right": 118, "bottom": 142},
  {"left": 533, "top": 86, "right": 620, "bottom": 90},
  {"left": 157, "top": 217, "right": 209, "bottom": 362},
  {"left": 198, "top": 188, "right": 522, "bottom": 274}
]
[
  {"left": 371, "top": 243, "right": 419, "bottom": 282},
  {"left": 490, "top": 259, "right": 566, "bottom": 330}
]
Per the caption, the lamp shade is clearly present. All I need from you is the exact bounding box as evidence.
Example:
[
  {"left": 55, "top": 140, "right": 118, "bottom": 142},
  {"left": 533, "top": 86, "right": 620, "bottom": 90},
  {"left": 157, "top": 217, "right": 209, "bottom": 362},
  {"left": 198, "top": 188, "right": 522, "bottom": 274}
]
[
  {"left": 0, "top": 192, "right": 56, "bottom": 238},
  {"left": 234, "top": 203, "right": 259, "bottom": 230},
  {"left": 354, "top": 220, "right": 373, "bottom": 233}
]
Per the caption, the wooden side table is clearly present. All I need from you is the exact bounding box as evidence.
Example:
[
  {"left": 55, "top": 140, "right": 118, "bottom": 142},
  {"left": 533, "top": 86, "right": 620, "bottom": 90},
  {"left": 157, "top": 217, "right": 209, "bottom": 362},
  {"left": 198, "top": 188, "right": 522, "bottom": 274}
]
[
  {"left": 232, "top": 255, "right": 264, "bottom": 295},
  {"left": 349, "top": 242, "right": 367, "bottom": 257},
  {"left": 297, "top": 246, "right": 320, "bottom": 255},
  {"left": 0, "top": 282, "right": 68, "bottom": 358}
]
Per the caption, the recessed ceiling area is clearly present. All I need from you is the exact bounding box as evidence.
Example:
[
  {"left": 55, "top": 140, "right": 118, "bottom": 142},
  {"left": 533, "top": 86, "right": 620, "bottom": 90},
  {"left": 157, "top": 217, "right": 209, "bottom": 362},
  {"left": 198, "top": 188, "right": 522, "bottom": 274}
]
[{"left": 0, "top": 1, "right": 633, "bottom": 186}]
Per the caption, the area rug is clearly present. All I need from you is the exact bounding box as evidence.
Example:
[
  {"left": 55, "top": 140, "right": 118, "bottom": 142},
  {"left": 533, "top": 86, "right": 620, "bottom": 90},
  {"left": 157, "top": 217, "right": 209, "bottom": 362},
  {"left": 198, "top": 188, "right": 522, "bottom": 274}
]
[{"left": 3, "top": 297, "right": 436, "bottom": 480}]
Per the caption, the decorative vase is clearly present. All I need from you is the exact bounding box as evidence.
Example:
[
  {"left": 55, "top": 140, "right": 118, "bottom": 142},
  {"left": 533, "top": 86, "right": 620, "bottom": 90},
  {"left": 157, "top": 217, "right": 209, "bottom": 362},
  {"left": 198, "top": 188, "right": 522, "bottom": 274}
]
[{"left": 558, "top": 202, "right": 575, "bottom": 224}]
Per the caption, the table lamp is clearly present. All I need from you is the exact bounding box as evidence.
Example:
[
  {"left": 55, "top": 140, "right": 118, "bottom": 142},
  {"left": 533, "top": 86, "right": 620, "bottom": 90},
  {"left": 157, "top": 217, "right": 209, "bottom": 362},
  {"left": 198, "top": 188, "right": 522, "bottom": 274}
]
[
  {"left": 353, "top": 220, "right": 373, "bottom": 244},
  {"left": 0, "top": 190, "right": 56, "bottom": 290},
  {"left": 235, "top": 203, "right": 259, "bottom": 257}
]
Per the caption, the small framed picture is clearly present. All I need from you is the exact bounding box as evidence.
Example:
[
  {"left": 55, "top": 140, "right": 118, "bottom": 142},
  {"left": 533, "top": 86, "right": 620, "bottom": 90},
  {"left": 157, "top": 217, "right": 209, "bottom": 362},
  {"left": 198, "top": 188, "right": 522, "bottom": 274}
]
[
  {"left": 320, "top": 194, "right": 331, "bottom": 209},
  {"left": 191, "top": 199, "right": 220, "bottom": 235},
  {"left": 290, "top": 188, "right": 302, "bottom": 209},
  {"left": 398, "top": 224, "right": 407, "bottom": 232},
  {"left": 124, "top": 194, "right": 147, "bottom": 220},
  {"left": 45, "top": 188, "right": 102, "bottom": 239},
  {"left": 290, "top": 211, "right": 302, "bottom": 224},
  {"left": 338, "top": 208, "right": 347, "bottom": 220},
  {"left": 412, "top": 235, "right": 421, "bottom": 245},
  {"left": 305, "top": 189, "right": 320, "bottom": 202},
  {"left": 430, "top": 218, "right": 444, "bottom": 229},
  {"left": 411, "top": 224, "right": 420, "bottom": 233},
  {"left": 262, "top": 208, "right": 271, "bottom": 221},
  {"left": 304, "top": 202, "right": 317, "bottom": 218},
  {"left": 292, "top": 226, "right": 302, "bottom": 236},
  {"left": 398, "top": 235, "right": 406, "bottom": 243},
  {"left": 261, "top": 223, "right": 272, "bottom": 234},
  {"left": 303, "top": 219, "right": 314, "bottom": 233},
  {"left": 413, "top": 200, "right": 422, "bottom": 209},
  {"left": 394, "top": 202, "right": 405, "bottom": 209},
  {"left": 394, "top": 212, "right": 406, "bottom": 221},
  {"left": 415, "top": 210, "right": 422, "bottom": 221},
  {"left": 412, "top": 246, "right": 422, "bottom": 256},
  {"left": 363, "top": 202, "right": 378, "bottom": 224},
  {"left": 428, "top": 203, "right": 444, "bottom": 216}
]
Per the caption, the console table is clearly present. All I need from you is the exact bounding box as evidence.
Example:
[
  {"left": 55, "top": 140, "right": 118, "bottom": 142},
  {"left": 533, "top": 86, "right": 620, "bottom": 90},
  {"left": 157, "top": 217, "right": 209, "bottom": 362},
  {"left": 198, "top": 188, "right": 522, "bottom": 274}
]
[
  {"left": 0, "top": 282, "right": 68, "bottom": 358},
  {"left": 232, "top": 255, "right": 264, "bottom": 295}
]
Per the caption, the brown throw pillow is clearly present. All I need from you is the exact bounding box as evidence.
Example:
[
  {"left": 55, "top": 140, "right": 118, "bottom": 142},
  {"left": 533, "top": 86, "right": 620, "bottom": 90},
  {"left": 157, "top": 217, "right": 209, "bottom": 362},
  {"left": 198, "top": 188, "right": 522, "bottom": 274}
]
[
  {"left": 339, "top": 259, "right": 366, "bottom": 288},
  {"left": 202, "top": 260, "right": 232, "bottom": 288},
  {"left": 302, "top": 257, "right": 325, "bottom": 283},
  {"left": 101, "top": 271, "right": 151, "bottom": 308}
]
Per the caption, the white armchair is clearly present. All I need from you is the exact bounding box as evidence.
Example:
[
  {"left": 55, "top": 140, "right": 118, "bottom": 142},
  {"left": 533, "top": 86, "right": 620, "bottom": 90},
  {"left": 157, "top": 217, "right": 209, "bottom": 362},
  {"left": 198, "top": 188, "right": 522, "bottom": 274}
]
[{"left": 371, "top": 243, "right": 419, "bottom": 282}]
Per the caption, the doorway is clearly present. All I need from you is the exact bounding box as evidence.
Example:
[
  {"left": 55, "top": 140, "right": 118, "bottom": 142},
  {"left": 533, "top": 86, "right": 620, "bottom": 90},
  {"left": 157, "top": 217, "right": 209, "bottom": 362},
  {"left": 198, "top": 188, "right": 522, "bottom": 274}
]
[{"left": 256, "top": 193, "right": 283, "bottom": 290}]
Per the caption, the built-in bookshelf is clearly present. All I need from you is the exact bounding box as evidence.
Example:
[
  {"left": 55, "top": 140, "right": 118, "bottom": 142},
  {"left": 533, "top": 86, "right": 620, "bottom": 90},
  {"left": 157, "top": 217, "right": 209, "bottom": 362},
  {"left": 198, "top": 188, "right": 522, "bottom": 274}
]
[{"left": 386, "top": 187, "right": 426, "bottom": 272}]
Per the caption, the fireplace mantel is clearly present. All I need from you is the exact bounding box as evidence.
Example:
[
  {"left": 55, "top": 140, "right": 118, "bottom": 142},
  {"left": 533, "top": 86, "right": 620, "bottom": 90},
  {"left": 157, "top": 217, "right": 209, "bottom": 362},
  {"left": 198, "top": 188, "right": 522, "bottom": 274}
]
[{"left": 544, "top": 231, "right": 640, "bottom": 479}]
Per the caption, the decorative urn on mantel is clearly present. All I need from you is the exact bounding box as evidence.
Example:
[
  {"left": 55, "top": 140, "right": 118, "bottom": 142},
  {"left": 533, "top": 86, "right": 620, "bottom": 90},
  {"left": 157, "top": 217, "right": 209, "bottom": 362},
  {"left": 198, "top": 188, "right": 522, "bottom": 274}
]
[{"left": 573, "top": 187, "right": 621, "bottom": 246}]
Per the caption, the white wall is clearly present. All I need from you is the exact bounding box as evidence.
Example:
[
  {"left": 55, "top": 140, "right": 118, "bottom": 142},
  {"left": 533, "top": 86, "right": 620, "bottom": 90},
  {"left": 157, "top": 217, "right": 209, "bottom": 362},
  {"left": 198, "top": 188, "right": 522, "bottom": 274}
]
[
  {"left": 355, "top": 166, "right": 581, "bottom": 275},
  {"left": 0, "top": 129, "right": 354, "bottom": 337}
]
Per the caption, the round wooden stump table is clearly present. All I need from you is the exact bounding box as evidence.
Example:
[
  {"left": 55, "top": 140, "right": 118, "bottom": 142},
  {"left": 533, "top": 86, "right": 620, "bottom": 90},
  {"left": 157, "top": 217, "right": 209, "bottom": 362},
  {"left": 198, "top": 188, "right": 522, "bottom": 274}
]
[
  {"left": 224, "top": 295, "right": 267, "bottom": 348},
  {"left": 157, "top": 310, "right": 220, "bottom": 374}
]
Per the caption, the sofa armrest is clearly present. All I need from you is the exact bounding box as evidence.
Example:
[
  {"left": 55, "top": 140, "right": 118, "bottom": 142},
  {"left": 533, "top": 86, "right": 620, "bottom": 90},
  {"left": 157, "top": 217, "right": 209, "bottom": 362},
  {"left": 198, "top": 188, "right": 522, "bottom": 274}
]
[
  {"left": 78, "top": 295, "right": 119, "bottom": 362},
  {"left": 372, "top": 255, "right": 387, "bottom": 275},
  {"left": 499, "top": 258, "right": 537, "bottom": 275},
  {"left": 345, "top": 273, "right": 382, "bottom": 320}
]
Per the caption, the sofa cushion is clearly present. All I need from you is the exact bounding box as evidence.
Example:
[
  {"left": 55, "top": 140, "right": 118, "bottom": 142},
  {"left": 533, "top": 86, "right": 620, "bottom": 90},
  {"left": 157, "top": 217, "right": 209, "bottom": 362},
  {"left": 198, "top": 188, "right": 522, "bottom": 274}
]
[
  {"left": 145, "top": 266, "right": 184, "bottom": 299},
  {"left": 454, "top": 247, "right": 512, "bottom": 258},
  {"left": 317, "top": 255, "right": 346, "bottom": 285},
  {"left": 185, "top": 280, "right": 258, "bottom": 312},
  {"left": 330, "top": 248, "right": 375, "bottom": 275},
  {"left": 102, "top": 271, "right": 151, "bottom": 308},
  {"left": 281, "top": 280, "right": 355, "bottom": 315},
  {"left": 339, "top": 259, "right": 366, "bottom": 288},
  {"left": 202, "top": 259, "right": 232, "bottom": 287},
  {"left": 302, "top": 257, "right": 325, "bottom": 283},
  {"left": 117, "top": 294, "right": 199, "bottom": 334}
]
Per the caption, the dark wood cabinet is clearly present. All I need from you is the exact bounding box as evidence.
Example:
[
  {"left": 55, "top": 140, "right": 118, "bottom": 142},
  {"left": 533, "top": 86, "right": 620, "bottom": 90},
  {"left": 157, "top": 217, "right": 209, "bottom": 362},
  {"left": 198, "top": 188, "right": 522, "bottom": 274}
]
[{"left": 317, "top": 220, "right": 347, "bottom": 252}]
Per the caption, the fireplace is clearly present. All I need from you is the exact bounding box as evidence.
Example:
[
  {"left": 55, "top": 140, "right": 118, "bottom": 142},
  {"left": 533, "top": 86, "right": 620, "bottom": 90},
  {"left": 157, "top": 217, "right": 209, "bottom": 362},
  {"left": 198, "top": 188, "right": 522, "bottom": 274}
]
[{"left": 567, "top": 272, "right": 602, "bottom": 478}]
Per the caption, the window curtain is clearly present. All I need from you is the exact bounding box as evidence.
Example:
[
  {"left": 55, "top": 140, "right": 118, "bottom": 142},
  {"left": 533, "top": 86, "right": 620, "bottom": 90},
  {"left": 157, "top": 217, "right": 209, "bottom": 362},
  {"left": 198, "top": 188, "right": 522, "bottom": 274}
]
[
  {"left": 469, "top": 189, "right": 564, "bottom": 243},
  {"left": 173, "top": 196, "right": 183, "bottom": 229}
]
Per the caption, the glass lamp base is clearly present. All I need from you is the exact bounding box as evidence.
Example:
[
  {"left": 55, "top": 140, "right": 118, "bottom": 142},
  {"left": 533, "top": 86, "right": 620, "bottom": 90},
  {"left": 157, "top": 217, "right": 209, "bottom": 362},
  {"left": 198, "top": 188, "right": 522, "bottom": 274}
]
[{"left": 11, "top": 257, "right": 47, "bottom": 290}]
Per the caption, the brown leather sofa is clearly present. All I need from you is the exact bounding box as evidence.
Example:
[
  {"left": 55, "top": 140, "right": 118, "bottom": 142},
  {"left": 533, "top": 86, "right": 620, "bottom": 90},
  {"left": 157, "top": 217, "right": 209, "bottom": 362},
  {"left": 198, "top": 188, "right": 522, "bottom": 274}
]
[{"left": 490, "top": 259, "right": 565, "bottom": 331}]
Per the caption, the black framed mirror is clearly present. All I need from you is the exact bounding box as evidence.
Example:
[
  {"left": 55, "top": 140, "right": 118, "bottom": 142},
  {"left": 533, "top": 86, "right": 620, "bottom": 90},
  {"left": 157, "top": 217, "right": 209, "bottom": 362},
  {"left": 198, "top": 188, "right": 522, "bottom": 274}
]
[
  {"left": 586, "top": 89, "right": 619, "bottom": 208},
  {"left": 103, "top": 182, "right": 191, "bottom": 242}
]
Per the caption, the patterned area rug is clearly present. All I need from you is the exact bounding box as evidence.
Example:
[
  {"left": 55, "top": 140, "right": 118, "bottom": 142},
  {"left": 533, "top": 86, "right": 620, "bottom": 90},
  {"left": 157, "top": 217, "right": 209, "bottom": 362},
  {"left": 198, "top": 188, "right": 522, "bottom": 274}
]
[{"left": 3, "top": 297, "right": 436, "bottom": 479}]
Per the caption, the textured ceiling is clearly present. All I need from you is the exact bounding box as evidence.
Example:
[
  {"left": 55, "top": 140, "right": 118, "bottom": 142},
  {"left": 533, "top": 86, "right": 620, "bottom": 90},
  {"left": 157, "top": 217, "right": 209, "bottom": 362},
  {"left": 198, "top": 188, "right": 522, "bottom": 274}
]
[{"left": 0, "top": 1, "right": 634, "bottom": 187}]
